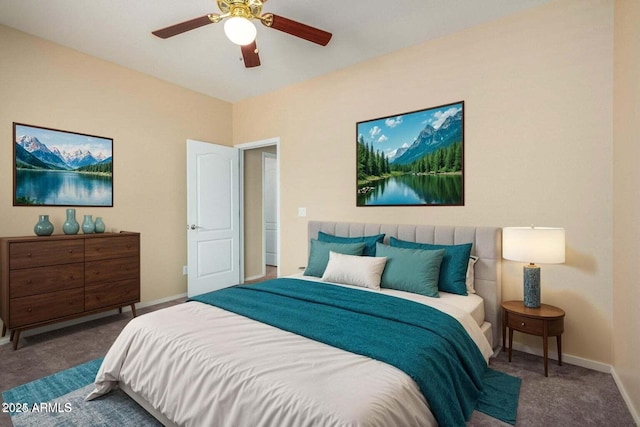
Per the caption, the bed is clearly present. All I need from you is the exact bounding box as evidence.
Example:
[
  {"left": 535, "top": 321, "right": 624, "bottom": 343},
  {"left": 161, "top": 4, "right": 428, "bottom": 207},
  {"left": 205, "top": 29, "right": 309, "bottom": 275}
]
[
  {"left": 87, "top": 221, "right": 505, "bottom": 427},
  {"left": 306, "top": 221, "right": 502, "bottom": 349}
]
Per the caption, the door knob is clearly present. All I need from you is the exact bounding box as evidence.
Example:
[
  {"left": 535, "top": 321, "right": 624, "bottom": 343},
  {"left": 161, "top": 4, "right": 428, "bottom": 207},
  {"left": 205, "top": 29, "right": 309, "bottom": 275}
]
[{"left": 190, "top": 224, "right": 200, "bottom": 230}]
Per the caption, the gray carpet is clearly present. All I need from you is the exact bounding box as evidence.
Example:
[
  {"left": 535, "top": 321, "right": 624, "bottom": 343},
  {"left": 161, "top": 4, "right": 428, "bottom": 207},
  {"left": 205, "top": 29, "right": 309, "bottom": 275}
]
[
  {"left": 0, "top": 295, "right": 635, "bottom": 427},
  {"left": 470, "top": 350, "right": 635, "bottom": 426}
]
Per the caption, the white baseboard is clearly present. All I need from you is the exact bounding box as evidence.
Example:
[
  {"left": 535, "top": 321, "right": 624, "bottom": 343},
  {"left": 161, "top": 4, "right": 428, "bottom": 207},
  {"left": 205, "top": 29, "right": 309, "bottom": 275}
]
[
  {"left": 137, "top": 293, "right": 187, "bottom": 308},
  {"left": 509, "top": 342, "right": 612, "bottom": 373},
  {"left": 611, "top": 367, "right": 640, "bottom": 425},
  {"left": 0, "top": 293, "right": 187, "bottom": 347}
]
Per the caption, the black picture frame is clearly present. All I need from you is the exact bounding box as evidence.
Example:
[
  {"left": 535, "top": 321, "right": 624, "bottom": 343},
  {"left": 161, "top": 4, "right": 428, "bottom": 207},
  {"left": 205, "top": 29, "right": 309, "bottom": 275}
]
[
  {"left": 13, "top": 122, "right": 113, "bottom": 207},
  {"left": 356, "top": 101, "right": 464, "bottom": 206}
]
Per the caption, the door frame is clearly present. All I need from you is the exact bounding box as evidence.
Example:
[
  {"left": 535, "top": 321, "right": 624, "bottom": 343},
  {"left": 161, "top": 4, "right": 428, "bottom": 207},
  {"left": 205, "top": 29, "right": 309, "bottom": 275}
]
[
  {"left": 236, "top": 137, "right": 280, "bottom": 282},
  {"left": 263, "top": 152, "right": 278, "bottom": 268}
]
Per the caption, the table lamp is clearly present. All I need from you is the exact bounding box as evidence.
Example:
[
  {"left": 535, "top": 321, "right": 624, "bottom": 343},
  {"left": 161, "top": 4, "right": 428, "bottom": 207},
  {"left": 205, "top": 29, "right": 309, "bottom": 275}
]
[{"left": 502, "top": 226, "right": 565, "bottom": 308}]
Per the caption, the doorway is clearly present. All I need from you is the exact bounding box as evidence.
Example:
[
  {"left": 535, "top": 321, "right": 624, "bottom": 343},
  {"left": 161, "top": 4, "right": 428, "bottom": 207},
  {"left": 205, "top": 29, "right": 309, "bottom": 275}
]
[{"left": 238, "top": 139, "right": 279, "bottom": 282}]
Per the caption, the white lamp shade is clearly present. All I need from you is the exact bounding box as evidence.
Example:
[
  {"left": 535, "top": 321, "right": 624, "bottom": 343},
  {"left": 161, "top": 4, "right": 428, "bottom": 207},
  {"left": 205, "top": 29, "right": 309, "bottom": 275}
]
[
  {"left": 224, "top": 17, "right": 257, "bottom": 46},
  {"left": 502, "top": 227, "right": 566, "bottom": 264}
]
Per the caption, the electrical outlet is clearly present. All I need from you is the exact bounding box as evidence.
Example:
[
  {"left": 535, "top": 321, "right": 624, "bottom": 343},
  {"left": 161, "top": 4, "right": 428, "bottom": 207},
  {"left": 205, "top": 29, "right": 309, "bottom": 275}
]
[
  {"left": 183, "top": 266, "right": 188, "bottom": 275},
  {"left": 298, "top": 207, "right": 307, "bottom": 217}
]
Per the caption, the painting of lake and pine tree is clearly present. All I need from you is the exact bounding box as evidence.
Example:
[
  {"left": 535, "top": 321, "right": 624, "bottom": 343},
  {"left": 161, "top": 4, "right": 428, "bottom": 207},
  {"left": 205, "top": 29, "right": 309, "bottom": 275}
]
[
  {"left": 357, "top": 101, "right": 464, "bottom": 206},
  {"left": 14, "top": 123, "right": 113, "bottom": 206}
]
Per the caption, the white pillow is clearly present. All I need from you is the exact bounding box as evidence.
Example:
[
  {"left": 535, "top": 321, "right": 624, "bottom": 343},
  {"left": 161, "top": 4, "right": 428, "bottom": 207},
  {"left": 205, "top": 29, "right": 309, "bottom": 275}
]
[
  {"left": 321, "top": 251, "right": 387, "bottom": 290},
  {"left": 466, "top": 256, "right": 479, "bottom": 294}
]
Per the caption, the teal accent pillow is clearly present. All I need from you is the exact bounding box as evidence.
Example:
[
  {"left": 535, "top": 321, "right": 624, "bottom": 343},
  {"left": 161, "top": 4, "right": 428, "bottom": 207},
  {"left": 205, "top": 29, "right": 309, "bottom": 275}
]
[
  {"left": 390, "top": 237, "right": 472, "bottom": 296},
  {"left": 304, "top": 240, "right": 366, "bottom": 277},
  {"left": 375, "top": 243, "right": 445, "bottom": 298},
  {"left": 317, "top": 231, "right": 385, "bottom": 257}
]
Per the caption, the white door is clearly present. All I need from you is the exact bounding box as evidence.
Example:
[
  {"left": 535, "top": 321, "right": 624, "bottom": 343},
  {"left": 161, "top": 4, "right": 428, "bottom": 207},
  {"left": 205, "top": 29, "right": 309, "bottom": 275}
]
[
  {"left": 263, "top": 153, "right": 278, "bottom": 266},
  {"left": 187, "top": 140, "right": 240, "bottom": 297}
]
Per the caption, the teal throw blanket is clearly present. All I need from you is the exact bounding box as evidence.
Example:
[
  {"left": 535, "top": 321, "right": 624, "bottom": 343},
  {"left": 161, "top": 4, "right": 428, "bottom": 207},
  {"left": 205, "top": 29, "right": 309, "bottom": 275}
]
[{"left": 189, "top": 278, "right": 520, "bottom": 426}]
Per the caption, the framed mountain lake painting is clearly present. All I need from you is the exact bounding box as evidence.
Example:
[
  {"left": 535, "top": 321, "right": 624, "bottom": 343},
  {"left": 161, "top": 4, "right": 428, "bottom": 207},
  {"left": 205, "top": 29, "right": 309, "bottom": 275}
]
[
  {"left": 356, "top": 101, "right": 464, "bottom": 206},
  {"left": 13, "top": 123, "right": 113, "bottom": 207}
]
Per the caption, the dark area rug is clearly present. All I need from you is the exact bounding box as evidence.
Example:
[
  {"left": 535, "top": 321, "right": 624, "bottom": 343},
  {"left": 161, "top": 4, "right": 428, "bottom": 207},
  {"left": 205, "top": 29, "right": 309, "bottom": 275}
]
[{"left": 2, "top": 357, "right": 160, "bottom": 427}]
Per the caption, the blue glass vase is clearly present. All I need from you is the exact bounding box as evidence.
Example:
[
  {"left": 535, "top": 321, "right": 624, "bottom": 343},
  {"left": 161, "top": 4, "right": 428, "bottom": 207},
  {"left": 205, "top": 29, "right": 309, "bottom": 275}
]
[
  {"left": 63, "top": 208, "right": 80, "bottom": 235},
  {"left": 34, "top": 214, "right": 54, "bottom": 236},
  {"left": 94, "top": 217, "right": 105, "bottom": 233},
  {"left": 82, "top": 214, "right": 95, "bottom": 234}
]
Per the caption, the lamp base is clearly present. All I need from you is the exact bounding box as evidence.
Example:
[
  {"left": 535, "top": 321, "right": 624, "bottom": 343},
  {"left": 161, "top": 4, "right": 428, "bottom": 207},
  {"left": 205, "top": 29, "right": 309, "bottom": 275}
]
[{"left": 523, "top": 264, "right": 541, "bottom": 308}]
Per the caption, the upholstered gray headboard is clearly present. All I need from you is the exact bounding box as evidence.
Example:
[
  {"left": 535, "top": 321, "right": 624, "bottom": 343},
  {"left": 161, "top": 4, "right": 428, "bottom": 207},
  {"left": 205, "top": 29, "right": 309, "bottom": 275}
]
[{"left": 308, "top": 221, "right": 502, "bottom": 348}]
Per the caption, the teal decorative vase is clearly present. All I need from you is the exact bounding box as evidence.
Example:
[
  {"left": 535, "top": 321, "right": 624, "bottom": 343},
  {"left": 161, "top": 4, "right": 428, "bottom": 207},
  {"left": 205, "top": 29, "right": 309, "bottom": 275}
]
[
  {"left": 34, "top": 215, "right": 54, "bottom": 236},
  {"left": 82, "top": 214, "right": 95, "bottom": 234},
  {"left": 63, "top": 208, "right": 80, "bottom": 235},
  {"left": 94, "top": 217, "right": 105, "bottom": 233}
]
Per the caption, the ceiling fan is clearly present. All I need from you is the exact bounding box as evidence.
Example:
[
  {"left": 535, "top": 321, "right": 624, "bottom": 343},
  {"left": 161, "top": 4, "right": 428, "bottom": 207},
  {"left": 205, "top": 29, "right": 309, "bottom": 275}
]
[{"left": 152, "top": 0, "right": 332, "bottom": 68}]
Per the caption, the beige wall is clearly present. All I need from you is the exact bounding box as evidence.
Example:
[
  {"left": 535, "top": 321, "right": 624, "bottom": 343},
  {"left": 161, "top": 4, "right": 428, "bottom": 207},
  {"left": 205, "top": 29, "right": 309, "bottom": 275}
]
[
  {"left": 243, "top": 145, "right": 277, "bottom": 279},
  {"left": 0, "top": 25, "right": 233, "bottom": 302},
  {"left": 234, "top": 0, "right": 615, "bottom": 364},
  {"left": 613, "top": 0, "right": 640, "bottom": 419}
]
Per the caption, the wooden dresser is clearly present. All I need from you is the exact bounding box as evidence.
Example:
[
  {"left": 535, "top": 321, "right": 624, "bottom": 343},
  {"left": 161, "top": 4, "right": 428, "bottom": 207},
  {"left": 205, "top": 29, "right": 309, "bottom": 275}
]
[{"left": 0, "top": 232, "right": 140, "bottom": 349}]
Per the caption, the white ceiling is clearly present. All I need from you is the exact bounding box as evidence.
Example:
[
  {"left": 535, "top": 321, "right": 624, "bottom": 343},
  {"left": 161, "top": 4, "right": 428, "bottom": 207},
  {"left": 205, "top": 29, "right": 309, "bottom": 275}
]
[{"left": 0, "top": 0, "right": 551, "bottom": 103}]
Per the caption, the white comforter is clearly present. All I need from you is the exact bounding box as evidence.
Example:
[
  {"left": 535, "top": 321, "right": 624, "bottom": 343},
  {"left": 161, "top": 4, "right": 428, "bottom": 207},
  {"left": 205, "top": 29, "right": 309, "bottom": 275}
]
[{"left": 87, "top": 281, "right": 493, "bottom": 427}]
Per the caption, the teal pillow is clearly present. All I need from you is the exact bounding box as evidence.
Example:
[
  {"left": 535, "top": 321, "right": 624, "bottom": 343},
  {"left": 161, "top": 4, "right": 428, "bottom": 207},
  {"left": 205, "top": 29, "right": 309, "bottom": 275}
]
[
  {"left": 375, "top": 243, "right": 445, "bottom": 298},
  {"left": 390, "top": 237, "right": 472, "bottom": 296},
  {"left": 317, "top": 231, "right": 385, "bottom": 257},
  {"left": 304, "top": 240, "right": 366, "bottom": 277}
]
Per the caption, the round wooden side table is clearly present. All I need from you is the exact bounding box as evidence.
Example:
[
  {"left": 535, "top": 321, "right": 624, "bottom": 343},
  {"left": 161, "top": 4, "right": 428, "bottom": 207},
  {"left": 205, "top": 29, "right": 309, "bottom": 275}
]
[{"left": 501, "top": 300, "right": 565, "bottom": 377}]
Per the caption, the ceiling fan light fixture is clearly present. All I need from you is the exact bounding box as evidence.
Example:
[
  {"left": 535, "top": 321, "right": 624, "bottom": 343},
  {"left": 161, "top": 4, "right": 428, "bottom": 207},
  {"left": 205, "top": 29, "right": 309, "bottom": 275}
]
[{"left": 224, "top": 16, "right": 257, "bottom": 46}]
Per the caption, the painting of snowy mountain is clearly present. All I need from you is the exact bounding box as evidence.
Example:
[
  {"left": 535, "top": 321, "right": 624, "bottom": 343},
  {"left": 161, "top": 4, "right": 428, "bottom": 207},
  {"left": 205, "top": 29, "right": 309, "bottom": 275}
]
[
  {"left": 13, "top": 123, "right": 113, "bottom": 206},
  {"left": 356, "top": 101, "right": 464, "bottom": 206}
]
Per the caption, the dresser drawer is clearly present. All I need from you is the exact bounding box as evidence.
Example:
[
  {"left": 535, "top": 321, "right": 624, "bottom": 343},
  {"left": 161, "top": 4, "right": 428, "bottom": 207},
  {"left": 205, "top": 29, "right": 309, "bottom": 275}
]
[
  {"left": 507, "top": 312, "right": 545, "bottom": 335},
  {"left": 9, "top": 240, "right": 84, "bottom": 270},
  {"left": 85, "top": 235, "right": 139, "bottom": 261},
  {"left": 10, "top": 288, "right": 85, "bottom": 328},
  {"left": 85, "top": 257, "right": 139, "bottom": 285},
  {"left": 10, "top": 263, "right": 84, "bottom": 298},
  {"left": 85, "top": 279, "right": 140, "bottom": 311}
]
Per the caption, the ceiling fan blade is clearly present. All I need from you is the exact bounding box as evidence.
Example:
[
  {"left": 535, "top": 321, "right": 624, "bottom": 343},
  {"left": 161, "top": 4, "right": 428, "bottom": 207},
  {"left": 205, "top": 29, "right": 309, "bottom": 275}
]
[
  {"left": 152, "top": 15, "right": 216, "bottom": 39},
  {"left": 241, "top": 41, "right": 261, "bottom": 68},
  {"left": 263, "top": 14, "right": 332, "bottom": 46}
]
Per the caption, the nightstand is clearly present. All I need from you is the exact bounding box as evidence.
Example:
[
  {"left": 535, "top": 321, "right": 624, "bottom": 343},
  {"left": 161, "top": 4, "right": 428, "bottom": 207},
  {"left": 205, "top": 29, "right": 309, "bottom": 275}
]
[{"left": 502, "top": 300, "right": 565, "bottom": 376}]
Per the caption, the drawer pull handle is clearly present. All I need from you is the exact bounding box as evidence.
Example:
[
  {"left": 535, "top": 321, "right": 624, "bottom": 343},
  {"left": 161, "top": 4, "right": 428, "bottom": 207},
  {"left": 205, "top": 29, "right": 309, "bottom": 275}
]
[
  {"left": 27, "top": 280, "right": 32, "bottom": 284},
  {"left": 69, "top": 250, "right": 73, "bottom": 254},
  {"left": 27, "top": 252, "right": 32, "bottom": 257},
  {"left": 27, "top": 308, "right": 32, "bottom": 312},
  {"left": 521, "top": 322, "right": 526, "bottom": 326}
]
